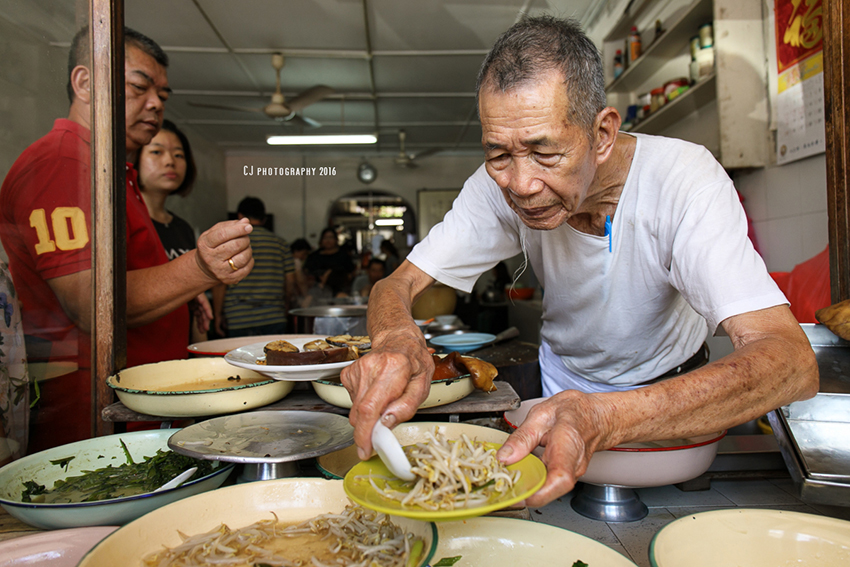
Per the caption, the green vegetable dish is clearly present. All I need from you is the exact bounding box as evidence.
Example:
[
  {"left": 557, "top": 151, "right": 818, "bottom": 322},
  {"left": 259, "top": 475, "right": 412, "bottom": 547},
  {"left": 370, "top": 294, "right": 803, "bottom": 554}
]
[{"left": 21, "top": 442, "right": 216, "bottom": 504}]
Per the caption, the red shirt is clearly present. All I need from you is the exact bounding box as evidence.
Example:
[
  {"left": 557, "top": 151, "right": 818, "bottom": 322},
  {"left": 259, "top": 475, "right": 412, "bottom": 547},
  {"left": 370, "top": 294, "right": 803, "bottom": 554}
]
[{"left": 0, "top": 119, "right": 189, "bottom": 451}]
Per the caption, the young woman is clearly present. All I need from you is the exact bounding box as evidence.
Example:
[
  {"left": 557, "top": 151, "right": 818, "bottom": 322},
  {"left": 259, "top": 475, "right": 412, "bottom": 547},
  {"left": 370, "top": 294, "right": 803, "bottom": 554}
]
[{"left": 136, "top": 120, "right": 211, "bottom": 340}]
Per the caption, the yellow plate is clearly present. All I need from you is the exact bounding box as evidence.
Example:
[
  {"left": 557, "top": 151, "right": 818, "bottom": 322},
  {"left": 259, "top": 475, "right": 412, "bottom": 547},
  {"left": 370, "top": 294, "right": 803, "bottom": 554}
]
[
  {"left": 343, "top": 438, "right": 546, "bottom": 522},
  {"left": 318, "top": 421, "right": 510, "bottom": 480}
]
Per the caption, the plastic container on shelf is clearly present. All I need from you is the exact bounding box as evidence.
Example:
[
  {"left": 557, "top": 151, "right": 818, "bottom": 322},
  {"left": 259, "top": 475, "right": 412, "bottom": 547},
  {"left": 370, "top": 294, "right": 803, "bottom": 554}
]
[
  {"left": 663, "top": 78, "right": 690, "bottom": 99},
  {"left": 699, "top": 22, "right": 714, "bottom": 48},
  {"left": 627, "top": 26, "right": 642, "bottom": 62},
  {"left": 689, "top": 36, "right": 701, "bottom": 60},
  {"left": 613, "top": 49, "right": 624, "bottom": 79},
  {"left": 694, "top": 46, "right": 715, "bottom": 81},
  {"left": 650, "top": 87, "right": 666, "bottom": 114}
]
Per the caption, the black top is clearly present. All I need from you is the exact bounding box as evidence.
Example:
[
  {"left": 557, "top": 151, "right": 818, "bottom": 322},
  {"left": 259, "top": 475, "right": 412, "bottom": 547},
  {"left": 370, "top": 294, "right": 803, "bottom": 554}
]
[
  {"left": 152, "top": 213, "right": 196, "bottom": 260},
  {"left": 303, "top": 248, "right": 354, "bottom": 278}
]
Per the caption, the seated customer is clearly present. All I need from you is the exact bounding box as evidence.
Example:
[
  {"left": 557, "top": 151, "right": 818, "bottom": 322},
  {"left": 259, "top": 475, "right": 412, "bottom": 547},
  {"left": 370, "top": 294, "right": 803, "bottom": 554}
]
[{"left": 352, "top": 258, "right": 386, "bottom": 298}]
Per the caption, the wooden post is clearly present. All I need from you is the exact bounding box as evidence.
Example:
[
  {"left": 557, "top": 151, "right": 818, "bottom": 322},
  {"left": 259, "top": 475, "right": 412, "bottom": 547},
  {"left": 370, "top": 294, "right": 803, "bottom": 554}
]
[
  {"left": 824, "top": 0, "right": 850, "bottom": 302},
  {"left": 89, "top": 0, "right": 127, "bottom": 438}
]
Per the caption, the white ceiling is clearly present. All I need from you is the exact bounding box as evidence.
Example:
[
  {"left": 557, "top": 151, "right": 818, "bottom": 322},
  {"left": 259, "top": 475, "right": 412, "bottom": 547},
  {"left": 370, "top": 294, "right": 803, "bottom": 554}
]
[{"left": 12, "top": 0, "right": 599, "bottom": 157}]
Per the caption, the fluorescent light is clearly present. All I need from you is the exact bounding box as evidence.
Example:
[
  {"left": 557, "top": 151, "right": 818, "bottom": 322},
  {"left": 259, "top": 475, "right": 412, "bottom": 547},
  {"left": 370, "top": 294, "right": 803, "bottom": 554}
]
[
  {"left": 266, "top": 134, "right": 377, "bottom": 145},
  {"left": 375, "top": 219, "right": 403, "bottom": 226}
]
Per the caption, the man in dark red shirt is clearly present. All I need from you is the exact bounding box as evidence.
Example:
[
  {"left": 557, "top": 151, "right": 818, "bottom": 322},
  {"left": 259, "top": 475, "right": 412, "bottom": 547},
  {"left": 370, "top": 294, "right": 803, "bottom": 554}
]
[{"left": 0, "top": 27, "right": 255, "bottom": 453}]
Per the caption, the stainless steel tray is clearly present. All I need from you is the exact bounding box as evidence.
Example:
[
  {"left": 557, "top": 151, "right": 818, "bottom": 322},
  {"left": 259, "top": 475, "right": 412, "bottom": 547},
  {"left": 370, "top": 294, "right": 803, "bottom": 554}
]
[
  {"left": 770, "top": 324, "right": 850, "bottom": 506},
  {"left": 168, "top": 410, "right": 354, "bottom": 464}
]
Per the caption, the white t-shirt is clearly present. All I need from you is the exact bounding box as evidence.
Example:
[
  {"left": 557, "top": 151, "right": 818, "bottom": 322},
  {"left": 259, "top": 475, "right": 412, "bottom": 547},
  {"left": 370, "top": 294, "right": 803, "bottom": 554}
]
[{"left": 408, "top": 134, "right": 787, "bottom": 389}]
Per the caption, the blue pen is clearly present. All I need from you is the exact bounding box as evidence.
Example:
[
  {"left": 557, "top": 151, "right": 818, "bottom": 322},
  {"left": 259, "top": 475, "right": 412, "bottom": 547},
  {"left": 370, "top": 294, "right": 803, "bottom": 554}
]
[{"left": 605, "top": 215, "right": 612, "bottom": 253}]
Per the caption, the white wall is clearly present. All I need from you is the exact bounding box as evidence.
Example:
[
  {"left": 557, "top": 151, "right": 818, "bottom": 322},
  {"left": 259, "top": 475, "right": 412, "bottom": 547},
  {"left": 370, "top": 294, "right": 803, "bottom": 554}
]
[
  {"left": 733, "top": 154, "right": 828, "bottom": 272},
  {"left": 224, "top": 152, "right": 485, "bottom": 245}
]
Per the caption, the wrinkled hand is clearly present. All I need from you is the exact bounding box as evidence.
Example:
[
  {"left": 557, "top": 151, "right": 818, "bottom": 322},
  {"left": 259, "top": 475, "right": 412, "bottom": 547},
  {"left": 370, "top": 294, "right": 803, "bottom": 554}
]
[
  {"left": 191, "top": 293, "right": 213, "bottom": 333},
  {"left": 497, "top": 390, "right": 612, "bottom": 507},
  {"left": 340, "top": 330, "right": 435, "bottom": 460},
  {"left": 195, "top": 219, "right": 254, "bottom": 285}
]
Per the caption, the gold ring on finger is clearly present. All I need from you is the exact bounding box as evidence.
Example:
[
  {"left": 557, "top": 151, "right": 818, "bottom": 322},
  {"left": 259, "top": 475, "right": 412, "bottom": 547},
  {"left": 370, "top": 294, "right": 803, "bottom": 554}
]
[{"left": 228, "top": 258, "right": 238, "bottom": 271}]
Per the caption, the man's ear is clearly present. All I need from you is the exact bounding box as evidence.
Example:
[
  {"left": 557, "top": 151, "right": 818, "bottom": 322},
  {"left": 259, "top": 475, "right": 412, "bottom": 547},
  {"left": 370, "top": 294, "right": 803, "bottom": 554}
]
[
  {"left": 593, "top": 107, "right": 622, "bottom": 165},
  {"left": 70, "top": 65, "right": 91, "bottom": 104}
]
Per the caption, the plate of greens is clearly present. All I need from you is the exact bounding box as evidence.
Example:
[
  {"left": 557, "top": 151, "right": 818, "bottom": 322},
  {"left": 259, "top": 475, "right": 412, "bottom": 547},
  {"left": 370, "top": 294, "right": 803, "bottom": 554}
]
[{"left": 0, "top": 429, "right": 233, "bottom": 529}]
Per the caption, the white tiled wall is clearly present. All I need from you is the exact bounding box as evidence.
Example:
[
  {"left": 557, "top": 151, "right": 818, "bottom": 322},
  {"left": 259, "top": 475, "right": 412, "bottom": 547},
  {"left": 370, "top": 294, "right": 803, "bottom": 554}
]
[{"left": 733, "top": 153, "right": 828, "bottom": 273}]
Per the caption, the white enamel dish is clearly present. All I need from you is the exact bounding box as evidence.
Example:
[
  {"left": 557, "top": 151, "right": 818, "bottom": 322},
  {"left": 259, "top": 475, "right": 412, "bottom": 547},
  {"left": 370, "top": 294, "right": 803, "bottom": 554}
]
[
  {"left": 434, "top": 516, "right": 638, "bottom": 566},
  {"left": 0, "top": 526, "right": 118, "bottom": 566},
  {"left": 225, "top": 337, "right": 356, "bottom": 381},
  {"left": 187, "top": 334, "right": 324, "bottom": 356},
  {"left": 505, "top": 397, "right": 725, "bottom": 487},
  {"left": 312, "top": 374, "right": 474, "bottom": 409},
  {"left": 77, "top": 478, "right": 437, "bottom": 567},
  {"left": 107, "top": 357, "right": 294, "bottom": 417},
  {"left": 0, "top": 430, "right": 233, "bottom": 530},
  {"left": 650, "top": 509, "right": 850, "bottom": 566}
]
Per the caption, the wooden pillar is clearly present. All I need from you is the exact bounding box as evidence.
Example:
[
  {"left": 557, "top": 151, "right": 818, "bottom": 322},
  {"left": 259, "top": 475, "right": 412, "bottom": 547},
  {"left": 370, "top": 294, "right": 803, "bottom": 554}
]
[
  {"left": 824, "top": 0, "right": 850, "bottom": 302},
  {"left": 89, "top": 0, "right": 127, "bottom": 438}
]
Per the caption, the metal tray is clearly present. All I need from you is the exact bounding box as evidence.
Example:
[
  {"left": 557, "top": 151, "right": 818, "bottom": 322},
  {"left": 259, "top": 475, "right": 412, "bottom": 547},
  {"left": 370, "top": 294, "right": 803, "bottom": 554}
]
[{"left": 769, "top": 324, "right": 850, "bottom": 506}]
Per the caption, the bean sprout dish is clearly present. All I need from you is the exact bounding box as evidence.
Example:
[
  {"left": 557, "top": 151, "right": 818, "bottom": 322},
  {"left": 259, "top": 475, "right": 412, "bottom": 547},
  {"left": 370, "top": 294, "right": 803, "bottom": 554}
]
[
  {"left": 141, "top": 504, "right": 425, "bottom": 567},
  {"left": 360, "top": 428, "right": 521, "bottom": 511}
]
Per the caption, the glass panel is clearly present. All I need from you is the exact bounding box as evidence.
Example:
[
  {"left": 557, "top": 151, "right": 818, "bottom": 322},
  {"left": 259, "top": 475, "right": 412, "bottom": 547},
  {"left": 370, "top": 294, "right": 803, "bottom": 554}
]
[{"left": 0, "top": 1, "right": 93, "bottom": 457}]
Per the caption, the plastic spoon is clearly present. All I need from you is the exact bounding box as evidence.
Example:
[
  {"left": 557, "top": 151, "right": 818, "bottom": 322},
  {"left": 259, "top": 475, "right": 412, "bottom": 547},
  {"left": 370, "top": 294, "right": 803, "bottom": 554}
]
[
  {"left": 371, "top": 421, "right": 415, "bottom": 481},
  {"left": 152, "top": 467, "right": 197, "bottom": 493}
]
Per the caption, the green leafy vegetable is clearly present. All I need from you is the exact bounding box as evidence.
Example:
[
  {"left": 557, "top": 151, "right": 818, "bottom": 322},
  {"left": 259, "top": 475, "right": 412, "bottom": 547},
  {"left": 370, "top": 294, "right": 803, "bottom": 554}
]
[
  {"left": 20, "top": 481, "right": 46, "bottom": 503},
  {"left": 572, "top": 561, "right": 589, "bottom": 567},
  {"left": 433, "top": 557, "right": 462, "bottom": 566},
  {"left": 21, "top": 448, "right": 216, "bottom": 504},
  {"left": 49, "top": 456, "right": 75, "bottom": 470}
]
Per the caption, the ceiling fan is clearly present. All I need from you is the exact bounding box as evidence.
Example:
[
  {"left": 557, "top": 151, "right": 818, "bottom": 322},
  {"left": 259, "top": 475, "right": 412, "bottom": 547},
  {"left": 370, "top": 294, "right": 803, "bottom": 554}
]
[
  {"left": 394, "top": 130, "right": 441, "bottom": 168},
  {"left": 187, "top": 53, "right": 333, "bottom": 128}
]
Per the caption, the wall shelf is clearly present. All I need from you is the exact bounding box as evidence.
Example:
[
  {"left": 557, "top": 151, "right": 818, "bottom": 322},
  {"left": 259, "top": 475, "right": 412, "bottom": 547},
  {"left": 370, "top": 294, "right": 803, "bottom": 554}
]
[
  {"left": 630, "top": 72, "right": 716, "bottom": 134},
  {"left": 601, "top": 0, "right": 768, "bottom": 169},
  {"left": 605, "top": 0, "right": 713, "bottom": 94}
]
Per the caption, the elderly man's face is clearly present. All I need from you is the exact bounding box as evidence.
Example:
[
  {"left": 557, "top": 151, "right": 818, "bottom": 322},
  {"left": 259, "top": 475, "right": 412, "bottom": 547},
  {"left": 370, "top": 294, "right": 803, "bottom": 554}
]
[
  {"left": 124, "top": 45, "right": 170, "bottom": 152},
  {"left": 480, "top": 71, "right": 597, "bottom": 231}
]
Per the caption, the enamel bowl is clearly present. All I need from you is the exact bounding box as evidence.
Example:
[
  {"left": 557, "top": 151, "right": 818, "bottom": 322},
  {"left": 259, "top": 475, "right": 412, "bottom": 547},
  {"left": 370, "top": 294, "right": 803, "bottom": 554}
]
[
  {"left": 0, "top": 430, "right": 233, "bottom": 530},
  {"left": 78, "top": 478, "right": 437, "bottom": 567},
  {"left": 311, "top": 374, "right": 474, "bottom": 409},
  {"left": 107, "top": 357, "right": 294, "bottom": 417},
  {"left": 435, "top": 516, "right": 637, "bottom": 566},
  {"left": 505, "top": 397, "right": 725, "bottom": 487},
  {"left": 650, "top": 509, "right": 850, "bottom": 566}
]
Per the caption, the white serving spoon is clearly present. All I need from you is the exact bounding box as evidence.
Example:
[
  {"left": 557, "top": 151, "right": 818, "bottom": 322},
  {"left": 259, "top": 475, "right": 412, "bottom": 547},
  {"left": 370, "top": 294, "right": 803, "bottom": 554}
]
[
  {"left": 371, "top": 421, "right": 415, "bottom": 481},
  {"left": 152, "top": 467, "right": 198, "bottom": 493}
]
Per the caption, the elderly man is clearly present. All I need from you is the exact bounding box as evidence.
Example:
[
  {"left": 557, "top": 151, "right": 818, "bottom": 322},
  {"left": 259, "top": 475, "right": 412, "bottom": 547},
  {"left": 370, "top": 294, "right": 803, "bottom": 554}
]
[
  {"left": 0, "top": 27, "right": 254, "bottom": 452},
  {"left": 341, "top": 16, "right": 818, "bottom": 506}
]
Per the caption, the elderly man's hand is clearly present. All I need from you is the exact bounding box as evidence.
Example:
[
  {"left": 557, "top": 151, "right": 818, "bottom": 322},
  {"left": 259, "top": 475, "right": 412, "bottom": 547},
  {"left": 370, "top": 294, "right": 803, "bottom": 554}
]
[
  {"left": 497, "top": 390, "right": 613, "bottom": 507},
  {"left": 195, "top": 218, "right": 254, "bottom": 284},
  {"left": 341, "top": 329, "right": 435, "bottom": 460}
]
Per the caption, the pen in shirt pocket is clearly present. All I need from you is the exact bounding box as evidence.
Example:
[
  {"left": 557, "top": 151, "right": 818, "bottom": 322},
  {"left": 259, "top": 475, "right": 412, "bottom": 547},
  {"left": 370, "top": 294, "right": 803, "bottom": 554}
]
[{"left": 604, "top": 215, "right": 612, "bottom": 253}]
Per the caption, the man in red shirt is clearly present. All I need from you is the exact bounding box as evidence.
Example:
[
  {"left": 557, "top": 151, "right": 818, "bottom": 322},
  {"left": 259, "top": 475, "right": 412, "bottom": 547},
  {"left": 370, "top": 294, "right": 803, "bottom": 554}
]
[{"left": 0, "top": 27, "right": 255, "bottom": 453}]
